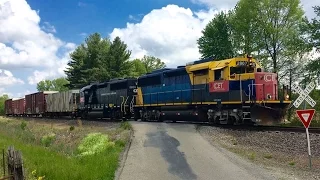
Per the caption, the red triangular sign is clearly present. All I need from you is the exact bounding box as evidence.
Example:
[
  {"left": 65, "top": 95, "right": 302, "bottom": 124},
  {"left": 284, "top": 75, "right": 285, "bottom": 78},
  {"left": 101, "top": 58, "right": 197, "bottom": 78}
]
[{"left": 296, "top": 109, "right": 315, "bottom": 128}]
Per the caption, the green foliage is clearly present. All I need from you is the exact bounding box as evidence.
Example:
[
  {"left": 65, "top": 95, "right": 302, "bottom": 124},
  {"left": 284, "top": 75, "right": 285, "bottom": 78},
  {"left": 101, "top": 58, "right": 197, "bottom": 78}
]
[
  {"left": 198, "top": 11, "right": 235, "bottom": 60},
  {"left": 308, "top": 6, "right": 320, "bottom": 51},
  {"left": 0, "top": 94, "right": 9, "bottom": 115},
  {"left": 0, "top": 132, "right": 125, "bottom": 180},
  {"left": 129, "top": 59, "right": 148, "bottom": 77},
  {"left": 69, "top": 126, "right": 75, "bottom": 131},
  {"left": 120, "top": 121, "right": 132, "bottom": 130},
  {"left": 129, "top": 56, "right": 166, "bottom": 77},
  {"left": 20, "top": 121, "right": 27, "bottom": 130},
  {"left": 40, "top": 133, "right": 56, "bottom": 147},
  {"left": 230, "top": 0, "right": 261, "bottom": 55},
  {"left": 256, "top": 0, "right": 305, "bottom": 73},
  {"left": 36, "top": 77, "right": 69, "bottom": 92},
  {"left": 140, "top": 55, "right": 166, "bottom": 72},
  {"left": 77, "top": 133, "right": 115, "bottom": 156},
  {"left": 65, "top": 33, "right": 133, "bottom": 88}
]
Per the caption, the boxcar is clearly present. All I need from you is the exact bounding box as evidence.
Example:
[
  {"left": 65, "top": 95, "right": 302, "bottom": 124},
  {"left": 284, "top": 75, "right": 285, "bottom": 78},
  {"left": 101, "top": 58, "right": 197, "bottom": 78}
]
[
  {"left": 46, "top": 90, "right": 80, "bottom": 117},
  {"left": 25, "top": 91, "right": 58, "bottom": 116},
  {"left": 4, "top": 99, "right": 13, "bottom": 116},
  {"left": 12, "top": 97, "right": 25, "bottom": 116}
]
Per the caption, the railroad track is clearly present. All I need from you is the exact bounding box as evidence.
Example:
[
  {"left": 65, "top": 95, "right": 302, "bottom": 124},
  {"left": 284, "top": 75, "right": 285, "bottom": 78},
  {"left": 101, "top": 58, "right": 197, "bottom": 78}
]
[
  {"left": 194, "top": 123, "right": 320, "bottom": 134},
  {"left": 4, "top": 116, "right": 320, "bottom": 134}
]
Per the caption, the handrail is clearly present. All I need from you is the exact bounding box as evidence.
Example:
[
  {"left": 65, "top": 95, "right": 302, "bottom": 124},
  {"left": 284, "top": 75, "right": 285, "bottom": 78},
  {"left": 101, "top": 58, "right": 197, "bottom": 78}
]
[
  {"left": 123, "top": 96, "right": 129, "bottom": 113},
  {"left": 120, "top": 96, "right": 124, "bottom": 112},
  {"left": 130, "top": 96, "right": 136, "bottom": 113},
  {"left": 239, "top": 74, "right": 242, "bottom": 102}
]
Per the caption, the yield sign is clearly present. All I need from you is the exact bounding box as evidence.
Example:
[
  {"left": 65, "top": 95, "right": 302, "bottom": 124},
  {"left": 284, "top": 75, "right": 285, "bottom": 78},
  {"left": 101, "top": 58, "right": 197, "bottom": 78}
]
[{"left": 296, "top": 109, "right": 315, "bottom": 128}]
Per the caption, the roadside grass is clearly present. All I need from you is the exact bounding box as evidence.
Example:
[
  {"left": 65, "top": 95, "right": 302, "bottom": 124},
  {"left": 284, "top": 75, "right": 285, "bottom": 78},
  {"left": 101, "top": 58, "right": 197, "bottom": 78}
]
[{"left": 0, "top": 117, "right": 131, "bottom": 180}]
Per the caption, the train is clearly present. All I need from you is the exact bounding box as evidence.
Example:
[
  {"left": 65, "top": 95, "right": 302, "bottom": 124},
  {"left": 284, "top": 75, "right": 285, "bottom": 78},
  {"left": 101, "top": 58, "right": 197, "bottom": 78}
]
[{"left": 4, "top": 55, "right": 292, "bottom": 126}]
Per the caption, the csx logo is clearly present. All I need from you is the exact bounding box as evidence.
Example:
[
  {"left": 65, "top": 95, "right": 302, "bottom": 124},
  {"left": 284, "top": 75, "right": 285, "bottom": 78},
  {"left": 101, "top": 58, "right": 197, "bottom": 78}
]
[{"left": 264, "top": 74, "right": 276, "bottom": 82}]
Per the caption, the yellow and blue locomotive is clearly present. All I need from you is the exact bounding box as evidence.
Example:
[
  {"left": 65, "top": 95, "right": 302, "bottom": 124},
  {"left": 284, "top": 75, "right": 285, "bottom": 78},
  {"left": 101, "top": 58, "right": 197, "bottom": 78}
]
[{"left": 133, "top": 55, "right": 291, "bottom": 125}]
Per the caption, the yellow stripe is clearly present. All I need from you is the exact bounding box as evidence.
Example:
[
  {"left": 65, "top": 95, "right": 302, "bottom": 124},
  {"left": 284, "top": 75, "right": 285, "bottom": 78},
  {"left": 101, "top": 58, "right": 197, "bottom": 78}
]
[{"left": 133, "top": 100, "right": 291, "bottom": 107}]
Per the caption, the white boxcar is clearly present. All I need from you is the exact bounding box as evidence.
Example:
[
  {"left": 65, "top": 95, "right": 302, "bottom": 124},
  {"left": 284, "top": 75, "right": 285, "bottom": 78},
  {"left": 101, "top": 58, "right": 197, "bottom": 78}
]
[{"left": 46, "top": 90, "right": 80, "bottom": 113}]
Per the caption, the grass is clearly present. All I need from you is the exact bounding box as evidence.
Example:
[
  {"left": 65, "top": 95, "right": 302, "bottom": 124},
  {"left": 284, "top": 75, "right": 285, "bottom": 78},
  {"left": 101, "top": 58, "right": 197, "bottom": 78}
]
[{"left": 0, "top": 117, "right": 131, "bottom": 180}]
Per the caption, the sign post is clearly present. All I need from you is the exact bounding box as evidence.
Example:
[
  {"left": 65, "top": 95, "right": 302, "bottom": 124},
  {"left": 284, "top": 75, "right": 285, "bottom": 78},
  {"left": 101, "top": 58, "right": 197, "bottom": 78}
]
[{"left": 292, "top": 82, "right": 317, "bottom": 169}]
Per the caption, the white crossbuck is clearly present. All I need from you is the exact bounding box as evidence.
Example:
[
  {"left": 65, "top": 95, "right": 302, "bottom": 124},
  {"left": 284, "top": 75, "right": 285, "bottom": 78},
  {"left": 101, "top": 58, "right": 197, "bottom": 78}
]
[{"left": 292, "top": 82, "right": 317, "bottom": 108}]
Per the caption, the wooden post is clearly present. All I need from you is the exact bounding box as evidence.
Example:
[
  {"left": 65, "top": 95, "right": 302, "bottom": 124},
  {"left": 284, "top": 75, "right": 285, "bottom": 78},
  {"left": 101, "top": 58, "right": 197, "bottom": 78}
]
[
  {"left": 2, "top": 149, "right": 5, "bottom": 176},
  {"left": 7, "top": 146, "right": 25, "bottom": 180}
]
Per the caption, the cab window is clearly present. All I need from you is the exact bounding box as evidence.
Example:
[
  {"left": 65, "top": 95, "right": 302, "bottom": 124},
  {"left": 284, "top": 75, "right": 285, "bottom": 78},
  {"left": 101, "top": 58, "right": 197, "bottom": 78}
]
[{"left": 214, "top": 69, "right": 224, "bottom": 80}]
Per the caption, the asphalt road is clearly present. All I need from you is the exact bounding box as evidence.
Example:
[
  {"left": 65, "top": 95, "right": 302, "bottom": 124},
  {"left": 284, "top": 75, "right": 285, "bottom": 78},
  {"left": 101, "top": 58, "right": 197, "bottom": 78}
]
[{"left": 118, "top": 121, "right": 286, "bottom": 180}]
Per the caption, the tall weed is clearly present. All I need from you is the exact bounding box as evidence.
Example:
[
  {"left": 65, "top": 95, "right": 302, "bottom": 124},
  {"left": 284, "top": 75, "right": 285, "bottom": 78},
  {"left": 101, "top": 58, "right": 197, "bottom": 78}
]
[{"left": 77, "top": 133, "right": 115, "bottom": 156}]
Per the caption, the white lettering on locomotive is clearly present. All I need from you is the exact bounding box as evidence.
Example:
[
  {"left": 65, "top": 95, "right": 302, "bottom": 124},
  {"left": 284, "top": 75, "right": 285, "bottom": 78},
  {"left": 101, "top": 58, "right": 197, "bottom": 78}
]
[
  {"left": 263, "top": 74, "right": 276, "bottom": 82},
  {"left": 214, "top": 82, "right": 224, "bottom": 89}
]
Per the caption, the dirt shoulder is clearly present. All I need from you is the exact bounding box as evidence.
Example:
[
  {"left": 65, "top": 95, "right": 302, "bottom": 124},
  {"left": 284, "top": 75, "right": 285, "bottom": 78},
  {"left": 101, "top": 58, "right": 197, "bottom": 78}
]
[{"left": 197, "top": 126, "right": 320, "bottom": 180}]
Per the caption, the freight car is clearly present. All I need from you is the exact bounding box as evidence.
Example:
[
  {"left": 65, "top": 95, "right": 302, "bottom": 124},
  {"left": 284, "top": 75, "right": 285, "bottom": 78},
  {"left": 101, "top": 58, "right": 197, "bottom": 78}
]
[
  {"left": 133, "top": 55, "right": 291, "bottom": 125},
  {"left": 4, "top": 99, "right": 13, "bottom": 116},
  {"left": 45, "top": 90, "right": 80, "bottom": 118},
  {"left": 12, "top": 97, "right": 25, "bottom": 116},
  {"left": 25, "top": 91, "right": 58, "bottom": 117},
  {"left": 77, "top": 78, "right": 137, "bottom": 120}
]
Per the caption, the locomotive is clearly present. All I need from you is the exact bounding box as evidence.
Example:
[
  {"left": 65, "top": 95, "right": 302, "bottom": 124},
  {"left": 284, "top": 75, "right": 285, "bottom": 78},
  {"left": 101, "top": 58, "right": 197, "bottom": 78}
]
[{"left": 4, "top": 55, "right": 291, "bottom": 126}]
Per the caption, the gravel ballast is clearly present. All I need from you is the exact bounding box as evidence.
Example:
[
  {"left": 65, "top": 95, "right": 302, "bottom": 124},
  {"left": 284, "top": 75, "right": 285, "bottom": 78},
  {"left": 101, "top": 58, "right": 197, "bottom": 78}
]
[{"left": 197, "top": 126, "right": 320, "bottom": 180}]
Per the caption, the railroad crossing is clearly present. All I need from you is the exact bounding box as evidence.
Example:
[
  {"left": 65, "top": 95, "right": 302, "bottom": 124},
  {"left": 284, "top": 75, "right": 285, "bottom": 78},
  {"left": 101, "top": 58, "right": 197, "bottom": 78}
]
[
  {"left": 292, "top": 81, "right": 317, "bottom": 108},
  {"left": 292, "top": 81, "right": 317, "bottom": 169}
]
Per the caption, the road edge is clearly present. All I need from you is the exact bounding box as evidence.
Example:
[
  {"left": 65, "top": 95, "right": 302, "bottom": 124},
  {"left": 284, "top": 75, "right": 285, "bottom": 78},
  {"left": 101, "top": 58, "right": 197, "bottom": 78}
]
[{"left": 114, "top": 123, "right": 134, "bottom": 180}]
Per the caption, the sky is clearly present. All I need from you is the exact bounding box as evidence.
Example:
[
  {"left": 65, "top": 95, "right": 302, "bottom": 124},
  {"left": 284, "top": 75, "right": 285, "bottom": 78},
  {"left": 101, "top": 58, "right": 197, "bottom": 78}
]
[{"left": 0, "top": 0, "right": 318, "bottom": 98}]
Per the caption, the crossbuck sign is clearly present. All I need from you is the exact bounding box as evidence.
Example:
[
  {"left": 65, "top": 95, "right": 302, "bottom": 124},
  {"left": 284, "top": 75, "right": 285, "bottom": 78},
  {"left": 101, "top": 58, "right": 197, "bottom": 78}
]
[{"left": 292, "top": 82, "right": 317, "bottom": 108}]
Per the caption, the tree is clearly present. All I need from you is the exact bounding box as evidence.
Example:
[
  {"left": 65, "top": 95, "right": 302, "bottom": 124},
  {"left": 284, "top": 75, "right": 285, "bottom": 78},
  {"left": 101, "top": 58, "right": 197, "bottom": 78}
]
[
  {"left": 0, "top": 94, "right": 9, "bottom": 115},
  {"left": 129, "top": 59, "right": 147, "bottom": 77},
  {"left": 107, "top": 37, "right": 132, "bottom": 78},
  {"left": 197, "top": 11, "right": 235, "bottom": 60},
  {"left": 37, "top": 77, "right": 69, "bottom": 91},
  {"left": 256, "top": 0, "right": 304, "bottom": 73},
  {"left": 230, "top": 0, "right": 261, "bottom": 55},
  {"left": 309, "top": 6, "right": 320, "bottom": 51},
  {"left": 140, "top": 55, "right": 166, "bottom": 72},
  {"left": 65, "top": 33, "right": 132, "bottom": 88}
]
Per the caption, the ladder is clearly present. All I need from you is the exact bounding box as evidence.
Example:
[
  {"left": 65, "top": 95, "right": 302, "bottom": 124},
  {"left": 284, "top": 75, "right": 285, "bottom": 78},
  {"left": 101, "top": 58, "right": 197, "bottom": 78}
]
[{"left": 242, "top": 104, "right": 251, "bottom": 122}]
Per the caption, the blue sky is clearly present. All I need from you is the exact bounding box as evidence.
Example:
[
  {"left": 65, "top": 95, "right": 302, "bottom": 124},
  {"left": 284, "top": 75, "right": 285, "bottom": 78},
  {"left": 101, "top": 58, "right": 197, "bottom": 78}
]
[
  {"left": 27, "top": 0, "right": 207, "bottom": 44},
  {"left": 0, "top": 0, "right": 318, "bottom": 98}
]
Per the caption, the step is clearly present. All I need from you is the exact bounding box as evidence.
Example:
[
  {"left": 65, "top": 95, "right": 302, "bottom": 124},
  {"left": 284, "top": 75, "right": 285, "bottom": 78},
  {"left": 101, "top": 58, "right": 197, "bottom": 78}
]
[{"left": 242, "top": 106, "right": 251, "bottom": 108}]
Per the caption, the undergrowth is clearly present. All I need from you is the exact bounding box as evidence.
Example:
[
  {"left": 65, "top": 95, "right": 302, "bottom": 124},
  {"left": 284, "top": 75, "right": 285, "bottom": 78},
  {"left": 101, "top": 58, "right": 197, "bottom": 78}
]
[{"left": 0, "top": 117, "right": 131, "bottom": 180}]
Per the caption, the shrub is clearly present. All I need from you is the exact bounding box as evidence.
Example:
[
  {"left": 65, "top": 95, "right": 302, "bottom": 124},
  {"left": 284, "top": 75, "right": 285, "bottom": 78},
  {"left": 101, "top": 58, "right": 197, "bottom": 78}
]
[
  {"left": 77, "top": 133, "right": 115, "bottom": 156},
  {"left": 41, "top": 133, "right": 56, "bottom": 147},
  {"left": 120, "top": 121, "right": 131, "bottom": 130},
  {"left": 69, "top": 126, "right": 75, "bottom": 131},
  {"left": 20, "top": 121, "right": 27, "bottom": 130}
]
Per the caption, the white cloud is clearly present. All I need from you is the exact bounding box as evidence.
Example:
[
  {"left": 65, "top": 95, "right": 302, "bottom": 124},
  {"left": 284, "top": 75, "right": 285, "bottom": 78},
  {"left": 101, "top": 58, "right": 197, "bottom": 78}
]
[
  {"left": 41, "top": 22, "right": 56, "bottom": 33},
  {"left": 0, "top": 69, "right": 24, "bottom": 86},
  {"left": 110, "top": 5, "right": 220, "bottom": 67},
  {"left": 191, "top": 0, "right": 237, "bottom": 9},
  {"left": 78, "top": 2, "right": 87, "bottom": 7},
  {"left": 79, "top": 32, "right": 87, "bottom": 37},
  {"left": 110, "top": 1, "right": 318, "bottom": 68},
  {"left": 0, "top": 0, "right": 76, "bottom": 86}
]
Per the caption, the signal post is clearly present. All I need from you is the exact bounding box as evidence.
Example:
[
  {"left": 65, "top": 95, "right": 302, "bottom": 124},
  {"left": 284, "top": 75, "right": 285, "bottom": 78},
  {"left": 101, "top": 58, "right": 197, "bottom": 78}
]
[{"left": 292, "top": 82, "right": 317, "bottom": 169}]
